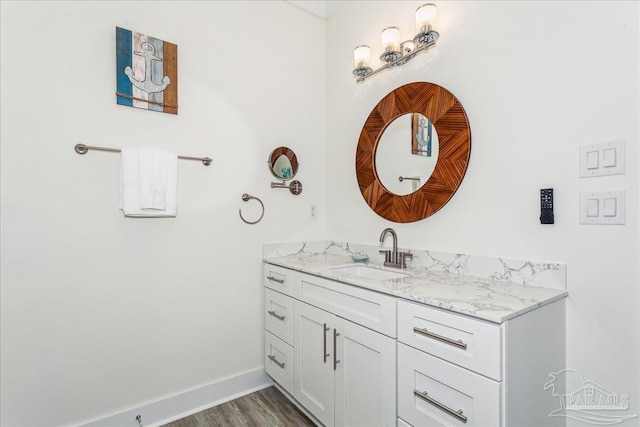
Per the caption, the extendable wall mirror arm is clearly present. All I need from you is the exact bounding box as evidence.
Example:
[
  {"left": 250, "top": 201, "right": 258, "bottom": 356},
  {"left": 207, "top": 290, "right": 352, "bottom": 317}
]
[{"left": 268, "top": 146, "right": 302, "bottom": 195}]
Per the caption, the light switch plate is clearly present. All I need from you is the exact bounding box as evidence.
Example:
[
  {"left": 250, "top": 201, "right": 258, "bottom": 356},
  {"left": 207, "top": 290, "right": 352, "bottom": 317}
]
[
  {"left": 579, "top": 140, "right": 625, "bottom": 178},
  {"left": 579, "top": 190, "right": 625, "bottom": 225}
]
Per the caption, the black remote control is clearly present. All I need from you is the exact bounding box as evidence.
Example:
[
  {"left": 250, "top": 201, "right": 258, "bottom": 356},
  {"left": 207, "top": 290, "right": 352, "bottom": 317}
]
[{"left": 540, "top": 188, "right": 554, "bottom": 224}]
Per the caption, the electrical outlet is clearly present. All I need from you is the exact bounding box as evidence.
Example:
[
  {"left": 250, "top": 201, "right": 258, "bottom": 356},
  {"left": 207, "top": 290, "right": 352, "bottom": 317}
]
[{"left": 310, "top": 204, "right": 318, "bottom": 220}]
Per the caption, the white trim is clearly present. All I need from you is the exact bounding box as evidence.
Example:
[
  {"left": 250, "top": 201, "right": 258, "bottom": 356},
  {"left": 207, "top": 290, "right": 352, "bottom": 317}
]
[{"left": 80, "top": 368, "right": 272, "bottom": 427}]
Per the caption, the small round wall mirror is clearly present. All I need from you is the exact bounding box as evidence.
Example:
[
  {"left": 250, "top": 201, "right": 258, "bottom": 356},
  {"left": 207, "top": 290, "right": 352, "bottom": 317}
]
[
  {"left": 268, "top": 146, "right": 303, "bottom": 195},
  {"left": 375, "top": 113, "right": 439, "bottom": 196},
  {"left": 269, "top": 146, "right": 298, "bottom": 180}
]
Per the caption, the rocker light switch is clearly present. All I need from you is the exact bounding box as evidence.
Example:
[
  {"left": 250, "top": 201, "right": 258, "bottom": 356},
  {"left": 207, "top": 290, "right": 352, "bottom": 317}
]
[
  {"left": 603, "top": 198, "right": 617, "bottom": 217},
  {"left": 603, "top": 148, "right": 617, "bottom": 168},
  {"left": 580, "top": 191, "right": 625, "bottom": 225},
  {"left": 579, "top": 140, "right": 625, "bottom": 177},
  {"left": 586, "top": 151, "right": 599, "bottom": 169}
]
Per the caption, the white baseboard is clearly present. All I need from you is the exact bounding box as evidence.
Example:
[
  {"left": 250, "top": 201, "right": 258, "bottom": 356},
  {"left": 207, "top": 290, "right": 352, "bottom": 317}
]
[{"left": 81, "top": 368, "right": 273, "bottom": 427}]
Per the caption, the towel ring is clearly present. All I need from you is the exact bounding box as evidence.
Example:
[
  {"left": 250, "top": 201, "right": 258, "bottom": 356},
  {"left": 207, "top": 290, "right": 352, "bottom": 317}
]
[{"left": 239, "top": 193, "right": 264, "bottom": 225}]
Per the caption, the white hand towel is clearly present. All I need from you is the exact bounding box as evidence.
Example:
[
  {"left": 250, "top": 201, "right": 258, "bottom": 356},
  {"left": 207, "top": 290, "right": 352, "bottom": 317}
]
[
  {"left": 120, "top": 147, "right": 140, "bottom": 212},
  {"left": 139, "top": 147, "right": 170, "bottom": 210},
  {"left": 119, "top": 147, "right": 178, "bottom": 218}
]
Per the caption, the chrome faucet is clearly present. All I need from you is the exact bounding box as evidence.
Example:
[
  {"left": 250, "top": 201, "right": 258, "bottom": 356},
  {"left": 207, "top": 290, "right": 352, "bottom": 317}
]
[
  {"left": 379, "top": 228, "right": 412, "bottom": 268},
  {"left": 379, "top": 228, "right": 398, "bottom": 257}
]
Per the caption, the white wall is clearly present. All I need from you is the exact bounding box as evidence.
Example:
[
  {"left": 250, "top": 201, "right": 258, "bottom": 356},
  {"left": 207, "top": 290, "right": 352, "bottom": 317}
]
[
  {"left": 327, "top": 0, "right": 639, "bottom": 422},
  {"left": 2, "top": 1, "right": 638, "bottom": 426},
  {"left": 0, "top": 1, "right": 326, "bottom": 425}
]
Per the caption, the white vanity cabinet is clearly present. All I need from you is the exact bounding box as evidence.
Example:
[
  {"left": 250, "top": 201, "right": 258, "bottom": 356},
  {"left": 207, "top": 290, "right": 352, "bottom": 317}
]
[
  {"left": 397, "top": 299, "right": 566, "bottom": 427},
  {"left": 263, "top": 261, "right": 566, "bottom": 427},
  {"left": 263, "top": 263, "right": 397, "bottom": 427}
]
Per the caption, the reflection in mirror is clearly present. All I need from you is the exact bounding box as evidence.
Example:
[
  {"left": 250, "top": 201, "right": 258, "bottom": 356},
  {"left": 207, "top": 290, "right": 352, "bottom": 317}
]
[
  {"left": 272, "top": 154, "right": 293, "bottom": 180},
  {"left": 375, "top": 113, "right": 439, "bottom": 196},
  {"left": 268, "top": 146, "right": 298, "bottom": 181}
]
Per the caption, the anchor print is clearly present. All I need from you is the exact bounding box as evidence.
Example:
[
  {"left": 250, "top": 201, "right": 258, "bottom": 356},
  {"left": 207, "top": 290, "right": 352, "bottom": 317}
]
[
  {"left": 124, "top": 42, "right": 170, "bottom": 94},
  {"left": 415, "top": 115, "right": 432, "bottom": 157}
]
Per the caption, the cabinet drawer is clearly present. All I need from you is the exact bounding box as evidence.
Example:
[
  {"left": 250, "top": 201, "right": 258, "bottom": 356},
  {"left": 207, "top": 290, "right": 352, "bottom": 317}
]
[
  {"left": 294, "top": 271, "right": 396, "bottom": 338},
  {"left": 265, "top": 331, "right": 294, "bottom": 396},
  {"left": 398, "top": 300, "right": 502, "bottom": 380},
  {"left": 264, "top": 287, "right": 294, "bottom": 345},
  {"left": 398, "top": 343, "right": 501, "bottom": 427},
  {"left": 264, "top": 264, "right": 294, "bottom": 296}
]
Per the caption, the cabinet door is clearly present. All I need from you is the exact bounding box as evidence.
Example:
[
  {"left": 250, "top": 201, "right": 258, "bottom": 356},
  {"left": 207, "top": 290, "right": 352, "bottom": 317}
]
[
  {"left": 334, "top": 317, "right": 396, "bottom": 427},
  {"left": 294, "top": 300, "right": 335, "bottom": 426}
]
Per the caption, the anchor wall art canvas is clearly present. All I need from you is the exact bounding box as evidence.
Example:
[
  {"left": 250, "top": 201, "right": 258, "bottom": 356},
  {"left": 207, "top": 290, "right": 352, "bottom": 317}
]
[{"left": 116, "top": 27, "right": 178, "bottom": 115}]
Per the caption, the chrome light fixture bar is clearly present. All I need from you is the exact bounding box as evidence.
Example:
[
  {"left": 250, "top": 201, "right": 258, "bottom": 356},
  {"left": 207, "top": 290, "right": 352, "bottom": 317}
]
[{"left": 353, "top": 3, "right": 439, "bottom": 83}]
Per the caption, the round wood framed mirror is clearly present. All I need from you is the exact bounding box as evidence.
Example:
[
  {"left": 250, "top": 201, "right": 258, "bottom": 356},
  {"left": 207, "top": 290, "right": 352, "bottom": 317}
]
[{"left": 356, "top": 82, "right": 471, "bottom": 222}]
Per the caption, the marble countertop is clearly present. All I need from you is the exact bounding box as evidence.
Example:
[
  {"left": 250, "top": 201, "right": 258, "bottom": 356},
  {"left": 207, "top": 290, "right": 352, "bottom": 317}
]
[{"left": 264, "top": 253, "right": 568, "bottom": 324}]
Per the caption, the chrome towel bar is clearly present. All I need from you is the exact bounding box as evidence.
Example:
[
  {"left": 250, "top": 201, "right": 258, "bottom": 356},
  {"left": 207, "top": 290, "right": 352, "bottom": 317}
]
[{"left": 74, "top": 143, "right": 212, "bottom": 166}]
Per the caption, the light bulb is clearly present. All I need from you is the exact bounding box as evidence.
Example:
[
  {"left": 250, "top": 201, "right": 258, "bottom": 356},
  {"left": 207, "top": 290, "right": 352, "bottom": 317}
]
[
  {"left": 381, "top": 27, "right": 400, "bottom": 52},
  {"left": 401, "top": 40, "right": 415, "bottom": 54},
  {"left": 416, "top": 3, "right": 437, "bottom": 33},
  {"left": 353, "top": 45, "right": 371, "bottom": 68}
]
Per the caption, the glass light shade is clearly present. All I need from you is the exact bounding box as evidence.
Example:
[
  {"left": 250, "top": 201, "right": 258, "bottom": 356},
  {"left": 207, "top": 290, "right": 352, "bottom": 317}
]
[
  {"left": 416, "top": 3, "right": 437, "bottom": 32},
  {"left": 353, "top": 45, "right": 371, "bottom": 68},
  {"left": 381, "top": 27, "right": 400, "bottom": 52}
]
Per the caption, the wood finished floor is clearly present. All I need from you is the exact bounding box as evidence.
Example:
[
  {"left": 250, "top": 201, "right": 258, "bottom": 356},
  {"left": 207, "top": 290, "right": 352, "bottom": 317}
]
[{"left": 162, "top": 386, "right": 316, "bottom": 427}]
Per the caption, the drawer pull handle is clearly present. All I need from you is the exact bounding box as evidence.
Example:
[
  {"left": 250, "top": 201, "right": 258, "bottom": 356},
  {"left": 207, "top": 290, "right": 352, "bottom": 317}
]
[
  {"left": 333, "top": 329, "right": 341, "bottom": 371},
  {"left": 268, "top": 354, "right": 285, "bottom": 368},
  {"left": 268, "top": 310, "right": 285, "bottom": 321},
  {"left": 267, "top": 276, "right": 285, "bottom": 284},
  {"left": 323, "top": 323, "right": 330, "bottom": 363},
  {"left": 414, "top": 390, "right": 468, "bottom": 424},
  {"left": 413, "top": 327, "right": 468, "bottom": 350}
]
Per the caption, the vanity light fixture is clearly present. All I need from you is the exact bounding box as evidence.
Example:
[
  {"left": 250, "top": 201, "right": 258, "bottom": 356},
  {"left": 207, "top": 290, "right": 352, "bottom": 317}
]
[{"left": 352, "top": 3, "right": 439, "bottom": 83}]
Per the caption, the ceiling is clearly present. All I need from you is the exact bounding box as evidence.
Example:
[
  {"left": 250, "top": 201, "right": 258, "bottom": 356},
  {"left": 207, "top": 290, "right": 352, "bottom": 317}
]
[{"left": 285, "top": 1, "right": 344, "bottom": 18}]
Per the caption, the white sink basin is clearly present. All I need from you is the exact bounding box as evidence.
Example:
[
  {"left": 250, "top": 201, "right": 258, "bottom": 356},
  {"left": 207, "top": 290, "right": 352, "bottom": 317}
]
[{"left": 330, "top": 265, "right": 410, "bottom": 280}]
